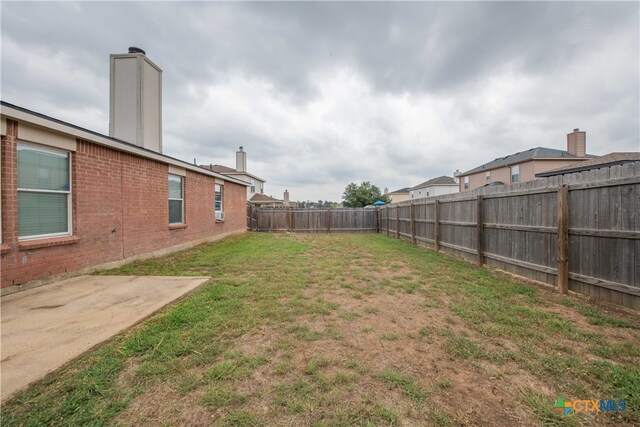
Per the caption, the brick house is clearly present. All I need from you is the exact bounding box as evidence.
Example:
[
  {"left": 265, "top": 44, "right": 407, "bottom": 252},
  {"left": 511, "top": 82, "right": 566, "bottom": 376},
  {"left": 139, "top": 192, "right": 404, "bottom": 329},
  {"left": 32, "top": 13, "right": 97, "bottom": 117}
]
[
  {"left": 0, "top": 48, "right": 249, "bottom": 292},
  {"left": 458, "top": 129, "right": 594, "bottom": 192}
]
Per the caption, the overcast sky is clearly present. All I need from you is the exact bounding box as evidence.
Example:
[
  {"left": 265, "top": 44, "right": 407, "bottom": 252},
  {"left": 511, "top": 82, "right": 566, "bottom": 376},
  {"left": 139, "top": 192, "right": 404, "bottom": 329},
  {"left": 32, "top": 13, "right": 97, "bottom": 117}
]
[{"left": 2, "top": 2, "right": 639, "bottom": 202}]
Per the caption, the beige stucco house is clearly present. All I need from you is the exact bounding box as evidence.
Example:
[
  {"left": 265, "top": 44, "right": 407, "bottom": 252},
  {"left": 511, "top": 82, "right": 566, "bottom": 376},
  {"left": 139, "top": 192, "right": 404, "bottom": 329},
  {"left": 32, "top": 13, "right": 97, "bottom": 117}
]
[
  {"left": 386, "top": 187, "right": 411, "bottom": 203},
  {"left": 457, "top": 129, "right": 593, "bottom": 192},
  {"left": 202, "top": 146, "right": 265, "bottom": 200}
]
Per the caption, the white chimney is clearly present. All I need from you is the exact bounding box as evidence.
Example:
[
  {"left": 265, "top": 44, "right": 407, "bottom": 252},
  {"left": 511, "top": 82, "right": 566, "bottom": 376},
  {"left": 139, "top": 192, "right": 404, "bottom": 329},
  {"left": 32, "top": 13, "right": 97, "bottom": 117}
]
[
  {"left": 109, "top": 47, "right": 162, "bottom": 152},
  {"left": 284, "top": 189, "right": 290, "bottom": 206},
  {"left": 236, "top": 146, "right": 247, "bottom": 172},
  {"left": 453, "top": 169, "right": 461, "bottom": 184}
]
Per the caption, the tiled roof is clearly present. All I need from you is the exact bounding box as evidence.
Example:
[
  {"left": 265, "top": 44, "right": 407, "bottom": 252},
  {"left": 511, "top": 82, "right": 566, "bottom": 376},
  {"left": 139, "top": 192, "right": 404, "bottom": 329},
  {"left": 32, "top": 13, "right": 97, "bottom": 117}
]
[
  {"left": 389, "top": 187, "right": 411, "bottom": 194},
  {"left": 460, "top": 147, "right": 594, "bottom": 176},
  {"left": 250, "top": 193, "right": 283, "bottom": 203},
  {"left": 411, "top": 176, "right": 457, "bottom": 190},
  {"left": 205, "top": 164, "right": 237, "bottom": 173},
  {"left": 536, "top": 152, "right": 640, "bottom": 177},
  {"left": 199, "top": 164, "right": 265, "bottom": 182}
]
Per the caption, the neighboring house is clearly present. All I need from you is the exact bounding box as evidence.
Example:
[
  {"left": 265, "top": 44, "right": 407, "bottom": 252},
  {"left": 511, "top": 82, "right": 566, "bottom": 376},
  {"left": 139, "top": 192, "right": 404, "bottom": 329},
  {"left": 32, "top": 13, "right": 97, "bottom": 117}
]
[
  {"left": 387, "top": 187, "right": 411, "bottom": 203},
  {"left": 458, "top": 129, "right": 594, "bottom": 192},
  {"left": 535, "top": 152, "right": 640, "bottom": 177},
  {"left": 410, "top": 176, "right": 459, "bottom": 199},
  {"left": 202, "top": 147, "right": 266, "bottom": 200},
  {"left": 249, "top": 193, "right": 285, "bottom": 207},
  {"left": 0, "top": 48, "right": 248, "bottom": 291}
]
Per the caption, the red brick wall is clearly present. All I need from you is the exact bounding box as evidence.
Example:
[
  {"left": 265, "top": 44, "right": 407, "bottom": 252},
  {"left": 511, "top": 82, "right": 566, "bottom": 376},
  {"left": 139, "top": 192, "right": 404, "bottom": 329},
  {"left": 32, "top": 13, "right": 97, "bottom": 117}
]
[{"left": 0, "top": 125, "right": 247, "bottom": 288}]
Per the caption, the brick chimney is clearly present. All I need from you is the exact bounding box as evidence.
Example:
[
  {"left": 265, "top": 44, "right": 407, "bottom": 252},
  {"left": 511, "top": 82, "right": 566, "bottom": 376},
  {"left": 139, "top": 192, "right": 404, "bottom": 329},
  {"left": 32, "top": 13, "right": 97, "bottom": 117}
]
[
  {"left": 567, "top": 128, "right": 586, "bottom": 157},
  {"left": 236, "top": 146, "right": 247, "bottom": 172},
  {"left": 110, "top": 47, "right": 162, "bottom": 152}
]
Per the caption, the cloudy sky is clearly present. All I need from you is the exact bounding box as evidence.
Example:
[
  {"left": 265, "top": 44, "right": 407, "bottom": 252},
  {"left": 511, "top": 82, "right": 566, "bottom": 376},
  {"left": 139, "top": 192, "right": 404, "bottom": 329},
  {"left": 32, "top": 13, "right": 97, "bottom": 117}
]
[{"left": 2, "top": 2, "right": 639, "bottom": 202}]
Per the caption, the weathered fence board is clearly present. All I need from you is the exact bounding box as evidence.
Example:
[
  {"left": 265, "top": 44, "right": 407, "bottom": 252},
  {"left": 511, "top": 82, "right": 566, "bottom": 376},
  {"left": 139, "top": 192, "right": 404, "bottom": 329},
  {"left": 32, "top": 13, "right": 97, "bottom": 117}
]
[
  {"left": 381, "top": 161, "right": 640, "bottom": 310},
  {"left": 250, "top": 208, "right": 377, "bottom": 233}
]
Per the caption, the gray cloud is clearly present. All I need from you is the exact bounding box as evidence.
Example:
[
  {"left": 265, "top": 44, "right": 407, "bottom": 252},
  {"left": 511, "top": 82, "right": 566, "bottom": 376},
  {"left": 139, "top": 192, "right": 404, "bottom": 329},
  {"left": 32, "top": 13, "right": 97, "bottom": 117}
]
[{"left": 2, "top": 1, "right": 638, "bottom": 201}]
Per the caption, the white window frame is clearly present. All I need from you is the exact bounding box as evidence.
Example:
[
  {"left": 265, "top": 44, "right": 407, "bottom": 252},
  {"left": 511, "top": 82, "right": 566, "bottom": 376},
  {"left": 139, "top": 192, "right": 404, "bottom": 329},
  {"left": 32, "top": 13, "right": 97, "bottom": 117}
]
[
  {"left": 250, "top": 178, "right": 255, "bottom": 193},
  {"left": 511, "top": 164, "right": 520, "bottom": 183},
  {"left": 17, "top": 141, "right": 72, "bottom": 241},
  {"left": 464, "top": 176, "right": 469, "bottom": 189},
  {"left": 215, "top": 183, "right": 224, "bottom": 220},
  {"left": 485, "top": 171, "right": 491, "bottom": 181},
  {"left": 168, "top": 174, "right": 184, "bottom": 224}
]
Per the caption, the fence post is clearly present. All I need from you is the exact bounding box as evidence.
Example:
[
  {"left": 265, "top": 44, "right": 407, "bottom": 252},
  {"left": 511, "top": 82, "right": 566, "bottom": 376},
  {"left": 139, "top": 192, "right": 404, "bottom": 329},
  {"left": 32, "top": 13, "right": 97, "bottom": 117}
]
[
  {"left": 395, "top": 206, "right": 400, "bottom": 239},
  {"left": 377, "top": 207, "right": 380, "bottom": 233},
  {"left": 289, "top": 207, "right": 293, "bottom": 232},
  {"left": 255, "top": 207, "right": 258, "bottom": 231},
  {"left": 327, "top": 209, "right": 332, "bottom": 233},
  {"left": 410, "top": 203, "right": 416, "bottom": 245},
  {"left": 386, "top": 206, "right": 390, "bottom": 236},
  {"left": 557, "top": 184, "right": 569, "bottom": 294},
  {"left": 476, "top": 196, "right": 484, "bottom": 266},
  {"left": 434, "top": 199, "right": 440, "bottom": 251}
]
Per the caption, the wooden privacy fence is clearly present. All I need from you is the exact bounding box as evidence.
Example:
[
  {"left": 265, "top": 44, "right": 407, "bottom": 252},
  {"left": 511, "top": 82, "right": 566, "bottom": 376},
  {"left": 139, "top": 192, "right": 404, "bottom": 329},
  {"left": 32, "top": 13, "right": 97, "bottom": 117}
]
[
  {"left": 248, "top": 206, "right": 378, "bottom": 233},
  {"left": 380, "top": 162, "right": 640, "bottom": 310}
]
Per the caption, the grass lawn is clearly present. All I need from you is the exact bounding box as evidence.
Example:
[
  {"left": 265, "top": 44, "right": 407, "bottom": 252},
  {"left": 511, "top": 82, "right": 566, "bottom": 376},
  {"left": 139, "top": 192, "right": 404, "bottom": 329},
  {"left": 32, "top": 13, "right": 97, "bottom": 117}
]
[{"left": 3, "top": 233, "right": 639, "bottom": 426}]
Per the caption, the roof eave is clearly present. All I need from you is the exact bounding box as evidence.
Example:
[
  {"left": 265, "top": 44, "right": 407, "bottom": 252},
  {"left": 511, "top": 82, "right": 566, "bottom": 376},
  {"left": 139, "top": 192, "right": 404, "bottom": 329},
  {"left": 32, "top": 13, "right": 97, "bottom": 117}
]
[{"left": 0, "top": 101, "right": 250, "bottom": 187}]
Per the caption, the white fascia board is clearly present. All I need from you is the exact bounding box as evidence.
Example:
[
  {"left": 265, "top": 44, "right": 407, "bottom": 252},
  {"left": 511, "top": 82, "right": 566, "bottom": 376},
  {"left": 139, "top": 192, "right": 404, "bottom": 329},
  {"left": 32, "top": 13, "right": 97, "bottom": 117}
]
[
  {"left": 222, "top": 172, "right": 266, "bottom": 183},
  {"left": 1, "top": 104, "right": 249, "bottom": 187}
]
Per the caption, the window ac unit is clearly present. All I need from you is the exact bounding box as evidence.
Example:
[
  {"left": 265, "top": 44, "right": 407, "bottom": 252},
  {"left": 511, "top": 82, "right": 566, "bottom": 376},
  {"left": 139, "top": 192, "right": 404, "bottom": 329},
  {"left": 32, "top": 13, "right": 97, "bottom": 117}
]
[{"left": 215, "top": 211, "right": 225, "bottom": 221}]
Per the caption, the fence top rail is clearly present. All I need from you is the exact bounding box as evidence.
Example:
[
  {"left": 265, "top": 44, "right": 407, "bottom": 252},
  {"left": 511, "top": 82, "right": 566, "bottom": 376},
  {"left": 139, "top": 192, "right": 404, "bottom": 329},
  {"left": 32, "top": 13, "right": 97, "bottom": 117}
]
[
  {"left": 482, "top": 187, "right": 557, "bottom": 199},
  {"left": 567, "top": 175, "right": 640, "bottom": 191},
  {"left": 257, "top": 208, "right": 375, "bottom": 212}
]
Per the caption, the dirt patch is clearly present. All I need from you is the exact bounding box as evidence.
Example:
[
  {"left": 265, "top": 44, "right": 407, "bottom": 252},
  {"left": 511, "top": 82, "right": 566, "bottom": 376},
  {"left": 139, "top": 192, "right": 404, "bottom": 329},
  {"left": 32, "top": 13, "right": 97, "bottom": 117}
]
[{"left": 116, "top": 383, "right": 214, "bottom": 427}]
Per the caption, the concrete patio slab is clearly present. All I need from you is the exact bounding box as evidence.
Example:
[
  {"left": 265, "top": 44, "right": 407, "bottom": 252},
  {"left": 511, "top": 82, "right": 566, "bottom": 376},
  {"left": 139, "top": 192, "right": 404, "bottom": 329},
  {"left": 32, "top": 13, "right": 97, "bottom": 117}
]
[{"left": 1, "top": 275, "right": 209, "bottom": 401}]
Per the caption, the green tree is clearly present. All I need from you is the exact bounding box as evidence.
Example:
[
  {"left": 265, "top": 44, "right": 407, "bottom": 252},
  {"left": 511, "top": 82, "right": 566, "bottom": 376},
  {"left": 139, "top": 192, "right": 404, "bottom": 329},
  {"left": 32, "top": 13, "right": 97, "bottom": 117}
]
[{"left": 342, "top": 181, "right": 390, "bottom": 208}]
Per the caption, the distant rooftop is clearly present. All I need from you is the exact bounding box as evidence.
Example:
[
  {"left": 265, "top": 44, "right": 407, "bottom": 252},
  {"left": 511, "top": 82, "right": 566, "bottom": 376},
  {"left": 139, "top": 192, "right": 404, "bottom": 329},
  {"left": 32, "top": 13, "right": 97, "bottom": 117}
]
[
  {"left": 461, "top": 147, "right": 595, "bottom": 176},
  {"left": 250, "top": 193, "right": 282, "bottom": 203},
  {"left": 411, "top": 176, "right": 457, "bottom": 190},
  {"left": 536, "top": 152, "right": 640, "bottom": 177},
  {"left": 200, "top": 164, "right": 265, "bottom": 182},
  {"left": 389, "top": 187, "right": 411, "bottom": 194},
  {"left": 201, "top": 164, "right": 237, "bottom": 174}
]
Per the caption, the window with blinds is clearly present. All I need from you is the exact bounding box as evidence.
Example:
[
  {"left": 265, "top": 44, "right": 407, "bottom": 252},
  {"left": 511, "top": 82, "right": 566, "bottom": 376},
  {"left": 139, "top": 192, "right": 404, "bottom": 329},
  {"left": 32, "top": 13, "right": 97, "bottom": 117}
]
[
  {"left": 17, "top": 142, "right": 71, "bottom": 239},
  {"left": 168, "top": 174, "right": 184, "bottom": 224}
]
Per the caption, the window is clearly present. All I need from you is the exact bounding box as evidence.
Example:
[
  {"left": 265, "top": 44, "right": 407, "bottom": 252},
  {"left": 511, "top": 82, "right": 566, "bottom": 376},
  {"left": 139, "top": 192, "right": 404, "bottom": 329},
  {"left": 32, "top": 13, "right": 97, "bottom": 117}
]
[
  {"left": 511, "top": 165, "right": 520, "bottom": 183},
  {"left": 215, "top": 183, "right": 224, "bottom": 220},
  {"left": 250, "top": 178, "right": 255, "bottom": 193},
  {"left": 168, "top": 174, "right": 184, "bottom": 223},
  {"left": 426, "top": 191, "right": 430, "bottom": 197},
  {"left": 17, "top": 142, "right": 71, "bottom": 239},
  {"left": 464, "top": 176, "right": 469, "bottom": 190},
  {"left": 485, "top": 171, "right": 491, "bottom": 181},
  {"left": 259, "top": 182, "right": 264, "bottom": 194}
]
